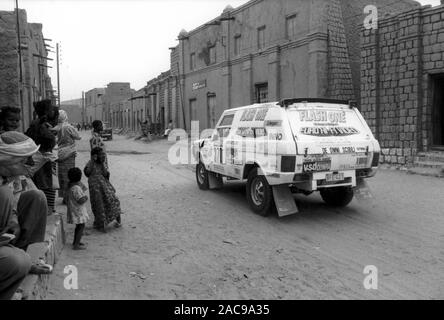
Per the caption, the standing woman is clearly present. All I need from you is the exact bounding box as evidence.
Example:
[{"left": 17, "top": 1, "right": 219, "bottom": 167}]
[
  {"left": 56, "top": 110, "right": 81, "bottom": 203},
  {"left": 25, "top": 100, "right": 59, "bottom": 215}
]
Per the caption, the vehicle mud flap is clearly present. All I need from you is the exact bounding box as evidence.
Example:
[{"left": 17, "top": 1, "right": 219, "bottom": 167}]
[
  {"left": 354, "top": 178, "right": 373, "bottom": 201},
  {"left": 208, "top": 172, "right": 223, "bottom": 189},
  {"left": 272, "top": 185, "right": 299, "bottom": 217}
]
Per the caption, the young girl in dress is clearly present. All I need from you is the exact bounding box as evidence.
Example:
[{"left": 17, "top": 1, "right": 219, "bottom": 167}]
[
  {"left": 84, "top": 147, "right": 121, "bottom": 232},
  {"left": 66, "top": 167, "right": 89, "bottom": 250}
]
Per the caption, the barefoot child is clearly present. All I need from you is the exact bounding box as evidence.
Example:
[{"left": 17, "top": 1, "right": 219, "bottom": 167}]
[
  {"left": 67, "top": 167, "right": 90, "bottom": 250},
  {"left": 84, "top": 147, "right": 122, "bottom": 232}
]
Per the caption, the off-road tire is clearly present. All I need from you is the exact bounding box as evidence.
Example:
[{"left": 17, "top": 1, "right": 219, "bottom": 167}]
[
  {"left": 196, "top": 162, "right": 209, "bottom": 190},
  {"left": 246, "top": 168, "right": 274, "bottom": 216},
  {"left": 320, "top": 186, "right": 354, "bottom": 207}
]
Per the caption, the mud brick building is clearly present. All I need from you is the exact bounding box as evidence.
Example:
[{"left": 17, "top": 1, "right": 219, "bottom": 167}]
[
  {"left": 85, "top": 88, "right": 106, "bottom": 123},
  {"left": 167, "top": 0, "right": 418, "bottom": 131},
  {"left": 361, "top": 3, "right": 444, "bottom": 165},
  {"left": 60, "top": 98, "right": 82, "bottom": 124},
  {"left": 0, "top": 9, "right": 53, "bottom": 131}
]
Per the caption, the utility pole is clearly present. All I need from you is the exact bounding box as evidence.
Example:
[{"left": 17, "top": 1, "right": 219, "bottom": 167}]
[
  {"left": 56, "top": 43, "right": 60, "bottom": 107},
  {"left": 82, "top": 91, "right": 85, "bottom": 126},
  {"left": 15, "top": 0, "right": 25, "bottom": 130}
]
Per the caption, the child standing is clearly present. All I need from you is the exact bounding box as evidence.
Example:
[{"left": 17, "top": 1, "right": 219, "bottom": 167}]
[
  {"left": 67, "top": 167, "right": 90, "bottom": 250},
  {"left": 90, "top": 120, "right": 108, "bottom": 169},
  {"left": 84, "top": 147, "right": 122, "bottom": 233}
]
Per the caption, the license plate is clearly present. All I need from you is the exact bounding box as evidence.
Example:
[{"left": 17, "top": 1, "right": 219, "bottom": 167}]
[{"left": 325, "top": 172, "right": 344, "bottom": 182}]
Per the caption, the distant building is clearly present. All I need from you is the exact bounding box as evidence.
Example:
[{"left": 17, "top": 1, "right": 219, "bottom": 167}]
[
  {"left": 128, "top": 87, "right": 148, "bottom": 132},
  {"left": 82, "top": 83, "right": 133, "bottom": 127},
  {"left": 145, "top": 71, "right": 174, "bottom": 132},
  {"left": 0, "top": 8, "right": 54, "bottom": 131},
  {"left": 60, "top": 98, "right": 82, "bottom": 124},
  {"left": 85, "top": 88, "right": 105, "bottom": 123},
  {"left": 105, "top": 82, "right": 133, "bottom": 127}
]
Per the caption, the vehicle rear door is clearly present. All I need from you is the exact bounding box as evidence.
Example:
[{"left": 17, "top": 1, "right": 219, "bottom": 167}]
[{"left": 285, "top": 102, "right": 376, "bottom": 172}]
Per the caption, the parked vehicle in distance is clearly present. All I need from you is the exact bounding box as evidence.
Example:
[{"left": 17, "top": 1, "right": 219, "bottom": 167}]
[
  {"left": 100, "top": 122, "right": 113, "bottom": 140},
  {"left": 192, "top": 98, "right": 381, "bottom": 217}
]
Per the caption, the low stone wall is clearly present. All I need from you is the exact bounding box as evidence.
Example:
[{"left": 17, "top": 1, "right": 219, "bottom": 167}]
[{"left": 14, "top": 213, "right": 65, "bottom": 300}]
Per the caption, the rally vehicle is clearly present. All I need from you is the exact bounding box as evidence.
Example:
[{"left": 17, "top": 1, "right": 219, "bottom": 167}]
[{"left": 192, "top": 98, "right": 380, "bottom": 217}]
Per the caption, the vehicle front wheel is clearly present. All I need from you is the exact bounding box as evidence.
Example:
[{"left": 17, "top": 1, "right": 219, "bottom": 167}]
[
  {"left": 320, "top": 186, "right": 354, "bottom": 207},
  {"left": 246, "top": 168, "right": 274, "bottom": 216},
  {"left": 196, "top": 162, "right": 209, "bottom": 190}
]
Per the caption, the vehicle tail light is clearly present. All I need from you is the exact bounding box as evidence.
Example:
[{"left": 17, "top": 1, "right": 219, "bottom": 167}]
[
  {"left": 281, "top": 156, "right": 296, "bottom": 172},
  {"left": 371, "top": 152, "right": 380, "bottom": 167}
]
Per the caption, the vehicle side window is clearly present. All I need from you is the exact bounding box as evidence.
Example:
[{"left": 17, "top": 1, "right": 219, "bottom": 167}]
[
  {"left": 217, "top": 127, "right": 231, "bottom": 138},
  {"left": 219, "top": 114, "right": 234, "bottom": 127},
  {"left": 213, "top": 114, "right": 234, "bottom": 140}
]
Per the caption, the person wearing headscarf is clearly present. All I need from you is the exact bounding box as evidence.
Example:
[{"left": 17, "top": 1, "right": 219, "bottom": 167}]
[
  {"left": 0, "top": 131, "right": 52, "bottom": 300},
  {"left": 56, "top": 110, "right": 81, "bottom": 203}
]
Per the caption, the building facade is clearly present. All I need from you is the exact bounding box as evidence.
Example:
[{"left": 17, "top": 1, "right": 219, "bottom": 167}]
[
  {"left": 361, "top": 3, "right": 444, "bottom": 165},
  {"left": 0, "top": 8, "right": 54, "bottom": 131},
  {"left": 60, "top": 98, "right": 82, "bottom": 124},
  {"left": 85, "top": 88, "right": 105, "bottom": 123},
  {"left": 105, "top": 82, "right": 133, "bottom": 127},
  {"left": 170, "top": 0, "right": 418, "bottom": 132}
]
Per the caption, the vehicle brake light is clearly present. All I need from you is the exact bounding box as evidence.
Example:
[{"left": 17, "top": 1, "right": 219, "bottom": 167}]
[{"left": 371, "top": 152, "right": 380, "bottom": 167}]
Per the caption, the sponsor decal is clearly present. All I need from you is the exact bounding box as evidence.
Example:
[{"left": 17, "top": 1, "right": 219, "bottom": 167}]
[
  {"left": 255, "top": 128, "right": 266, "bottom": 137},
  {"left": 322, "top": 146, "right": 357, "bottom": 154},
  {"left": 303, "top": 160, "right": 331, "bottom": 172},
  {"left": 235, "top": 127, "right": 268, "bottom": 138},
  {"left": 299, "top": 110, "right": 346, "bottom": 123},
  {"left": 240, "top": 107, "right": 269, "bottom": 122},
  {"left": 300, "top": 127, "right": 359, "bottom": 137},
  {"left": 236, "top": 127, "right": 255, "bottom": 138},
  {"left": 268, "top": 132, "right": 283, "bottom": 140}
]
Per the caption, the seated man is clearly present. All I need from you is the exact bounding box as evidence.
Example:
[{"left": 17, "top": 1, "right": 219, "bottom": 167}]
[{"left": 0, "top": 131, "right": 52, "bottom": 300}]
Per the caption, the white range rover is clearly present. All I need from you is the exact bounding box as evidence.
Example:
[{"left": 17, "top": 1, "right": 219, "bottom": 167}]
[{"left": 192, "top": 98, "right": 380, "bottom": 217}]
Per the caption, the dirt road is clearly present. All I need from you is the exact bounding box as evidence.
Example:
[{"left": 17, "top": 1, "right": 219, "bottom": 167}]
[{"left": 47, "top": 132, "right": 443, "bottom": 299}]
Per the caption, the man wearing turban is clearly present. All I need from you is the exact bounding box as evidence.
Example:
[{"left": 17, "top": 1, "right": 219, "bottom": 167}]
[{"left": 0, "top": 131, "right": 52, "bottom": 300}]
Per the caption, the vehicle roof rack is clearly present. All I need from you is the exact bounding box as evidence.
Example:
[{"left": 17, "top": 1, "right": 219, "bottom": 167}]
[{"left": 278, "top": 98, "right": 356, "bottom": 108}]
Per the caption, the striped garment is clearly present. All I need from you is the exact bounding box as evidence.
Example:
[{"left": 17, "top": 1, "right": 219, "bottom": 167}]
[
  {"left": 42, "top": 188, "right": 56, "bottom": 214},
  {"left": 58, "top": 154, "right": 76, "bottom": 200}
]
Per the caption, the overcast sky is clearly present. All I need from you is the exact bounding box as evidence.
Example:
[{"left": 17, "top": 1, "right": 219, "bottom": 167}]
[{"left": 0, "top": 0, "right": 441, "bottom": 101}]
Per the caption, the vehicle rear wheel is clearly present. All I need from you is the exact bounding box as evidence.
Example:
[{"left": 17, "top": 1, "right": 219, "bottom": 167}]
[
  {"left": 196, "top": 162, "right": 209, "bottom": 190},
  {"left": 246, "top": 168, "right": 274, "bottom": 216},
  {"left": 320, "top": 186, "right": 354, "bottom": 207}
]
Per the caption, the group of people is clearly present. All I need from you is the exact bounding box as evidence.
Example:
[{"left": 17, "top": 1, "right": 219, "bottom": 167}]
[
  {"left": 0, "top": 101, "right": 122, "bottom": 299},
  {"left": 76, "top": 123, "right": 92, "bottom": 131}
]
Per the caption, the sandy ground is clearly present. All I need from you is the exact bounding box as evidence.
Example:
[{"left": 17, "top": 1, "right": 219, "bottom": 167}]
[{"left": 46, "top": 131, "right": 444, "bottom": 300}]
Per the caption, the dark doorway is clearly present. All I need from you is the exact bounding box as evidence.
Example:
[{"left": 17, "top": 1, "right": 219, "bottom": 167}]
[
  {"left": 207, "top": 93, "right": 216, "bottom": 129},
  {"left": 432, "top": 75, "right": 444, "bottom": 147}
]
